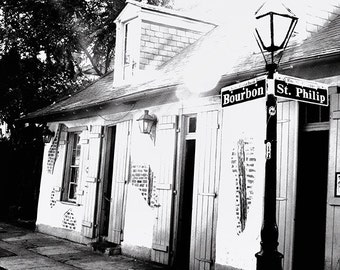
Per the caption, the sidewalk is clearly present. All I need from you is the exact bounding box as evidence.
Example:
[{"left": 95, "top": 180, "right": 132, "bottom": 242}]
[{"left": 0, "top": 222, "right": 167, "bottom": 270}]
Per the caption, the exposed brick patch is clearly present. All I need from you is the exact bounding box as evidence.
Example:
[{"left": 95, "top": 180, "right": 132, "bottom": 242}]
[
  {"left": 50, "top": 189, "right": 57, "bottom": 208},
  {"left": 140, "top": 21, "right": 203, "bottom": 70},
  {"left": 62, "top": 209, "right": 77, "bottom": 231},
  {"left": 231, "top": 138, "right": 256, "bottom": 235},
  {"left": 131, "top": 164, "right": 158, "bottom": 207},
  {"left": 47, "top": 124, "right": 66, "bottom": 174}
]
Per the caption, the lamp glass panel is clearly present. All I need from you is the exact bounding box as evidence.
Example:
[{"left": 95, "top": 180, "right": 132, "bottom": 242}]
[
  {"left": 273, "top": 14, "right": 293, "bottom": 47},
  {"left": 144, "top": 121, "right": 149, "bottom": 133},
  {"left": 256, "top": 14, "right": 271, "bottom": 48},
  {"left": 138, "top": 120, "right": 144, "bottom": 133}
]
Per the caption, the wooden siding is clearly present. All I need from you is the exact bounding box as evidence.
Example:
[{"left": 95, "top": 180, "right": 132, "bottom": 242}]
[
  {"left": 108, "top": 120, "right": 132, "bottom": 244},
  {"left": 81, "top": 125, "right": 102, "bottom": 238},
  {"left": 325, "top": 91, "right": 340, "bottom": 270},
  {"left": 190, "top": 110, "right": 220, "bottom": 270},
  {"left": 151, "top": 115, "right": 178, "bottom": 265},
  {"left": 276, "top": 100, "right": 299, "bottom": 270}
]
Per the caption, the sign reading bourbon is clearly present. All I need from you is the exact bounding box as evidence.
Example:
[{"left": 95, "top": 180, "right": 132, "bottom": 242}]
[
  {"left": 274, "top": 74, "right": 328, "bottom": 106},
  {"left": 221, "top": 76, "right": 267, "bottom": 107}
]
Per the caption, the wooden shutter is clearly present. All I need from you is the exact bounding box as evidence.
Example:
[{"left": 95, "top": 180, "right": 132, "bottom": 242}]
[
  {"left": 76, "top": 129, "right": 90, "bottom": 206},
  {"left": 56, "top": 125, "right": 68, "bottom": 198},
  {"left": 325, "top": 91, "right": 340, "bottom": 269},
  {"left": 108, "top": 120, "right": 132, "bottom": 244},
  {"left": 81, "top": 125, "right": 102, "bottom": 238},
  {"left": 276, "top": 100, "right": 299, "bottom": 270},
  {"left": 190, "top": 110, "right": 220, "bottom": 270},
  {"left": 151, "top": 115, "right": 178, "bottom": 265}
]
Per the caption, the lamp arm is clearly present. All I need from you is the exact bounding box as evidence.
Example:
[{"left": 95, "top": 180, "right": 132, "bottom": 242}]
[
  {"left": 254, "top": 33, "right": 268, "bottom": 66},
  {"left": 277, "top": 18, "right": 298, "bottom": 66}
]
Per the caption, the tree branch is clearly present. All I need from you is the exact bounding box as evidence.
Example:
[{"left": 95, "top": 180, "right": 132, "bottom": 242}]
[{"left": 79, "top": 41, "right": 103, "bottom": 76}]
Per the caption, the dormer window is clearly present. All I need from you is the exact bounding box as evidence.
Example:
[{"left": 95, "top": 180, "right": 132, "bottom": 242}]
[
  {"left": 123, "top": 21, "right": 138, "bottom": 80},
  {"left": 124, "top": 24, "right": 129, "bottom": 65},
  {"left": 112, "top": 1, "right": 215, "bottom": 86}
]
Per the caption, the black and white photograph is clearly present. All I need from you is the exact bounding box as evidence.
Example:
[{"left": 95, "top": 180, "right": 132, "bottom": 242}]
[{"left": 0, "top": 0, "right": 339, "bottom": 269}]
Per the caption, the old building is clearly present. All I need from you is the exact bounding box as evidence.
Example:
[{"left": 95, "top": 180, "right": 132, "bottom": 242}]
[{"left": 24, "top": 1, "right": 340, "bottom": 269}]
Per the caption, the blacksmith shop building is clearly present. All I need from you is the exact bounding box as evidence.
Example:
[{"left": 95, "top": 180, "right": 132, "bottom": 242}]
[{"left": 24, "top": 1, "right": 340, "bottom": 269}]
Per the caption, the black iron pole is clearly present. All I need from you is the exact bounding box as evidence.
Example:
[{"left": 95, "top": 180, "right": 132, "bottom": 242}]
[{"left": 255, "top": 64, "right": 283, "bottom": 270}]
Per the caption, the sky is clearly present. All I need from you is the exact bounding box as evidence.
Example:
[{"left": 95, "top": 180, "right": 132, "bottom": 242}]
[{"left": 173, "top": 0, "right": 340, "bottom": 40}]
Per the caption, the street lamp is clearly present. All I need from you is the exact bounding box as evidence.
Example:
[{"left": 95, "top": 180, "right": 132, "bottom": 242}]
[
  {"left": 42, "top": 125, "right": 55, "bottom": 143},
  {"left": 254, "top": 2, "right": 298, "bottom": 78},
  {"left": 254, "top": 3, "right": 297, "bottom": 270},
  {"left": 137, "top": 110, "right": 157, "bottom": 134}
]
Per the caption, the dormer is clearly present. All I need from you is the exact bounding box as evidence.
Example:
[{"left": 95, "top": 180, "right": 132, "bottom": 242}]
[{"left": 113, "top": 0, "right": 216, "bottom": 85}]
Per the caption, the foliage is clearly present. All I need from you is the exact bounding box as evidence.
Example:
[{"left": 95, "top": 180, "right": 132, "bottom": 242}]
[
  {"left": 0, "top": 0, "right": 129, "bottom": 131},
  {"left": 147, "top": 0, "right": 174, "bottom": 8},
  {"left": 0, "top": 0, "right": 174, "bottom": 138}
]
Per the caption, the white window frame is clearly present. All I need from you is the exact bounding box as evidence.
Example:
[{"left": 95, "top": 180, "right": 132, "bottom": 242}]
[{"left": 62, "top": 131, "right": 82, "bottom": 202}]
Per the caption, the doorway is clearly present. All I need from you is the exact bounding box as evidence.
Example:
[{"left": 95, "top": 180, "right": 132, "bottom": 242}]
[
  {"left": 293, "top": 130, "right": 328, "bottom": 270},
  {"left": 174, "top": 116, "right": 197, "bottom": 269},
  {"left": 98, "top": 126, "right": 116, "bottom": 238}
]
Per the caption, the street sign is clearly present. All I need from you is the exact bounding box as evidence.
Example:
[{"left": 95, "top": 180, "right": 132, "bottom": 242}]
[
  {"left": 274, "top": 74, "right": 329, "bottom": 106},
  {"left": 221, "top": 76, "right": 267, "bottom": 107}
]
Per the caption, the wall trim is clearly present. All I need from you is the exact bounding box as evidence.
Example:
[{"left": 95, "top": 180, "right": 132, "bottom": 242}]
[
  {"left": 215, "top": 263, "right": 243, "bottom": 270},
  {"left": 36, "top": 224, "right": 92, "bottom": 245},
  {"left": 121, "top": 243, "right": 152, "bottom": 262}
]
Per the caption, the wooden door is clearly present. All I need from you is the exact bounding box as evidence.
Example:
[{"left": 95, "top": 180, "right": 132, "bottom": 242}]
[
  {"left": 190, "top": 110, "right": 221, "bottom": 270},
  {"left": 108, "top": 120, "right": 132, "bottom": 244},
  {"left": 82, "top": 125, "right": 103, "bottom": 238},
  {"left": 276, "top": 100, "right": 299, "bottom": 270},
  {"left": 151, "top": 115, "right": 178, "bottom": 265}
]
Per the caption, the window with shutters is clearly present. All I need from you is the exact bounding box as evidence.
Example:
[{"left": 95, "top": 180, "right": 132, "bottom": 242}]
[{"left": 62, "top": 131, "right": 81, "bottom": 202}]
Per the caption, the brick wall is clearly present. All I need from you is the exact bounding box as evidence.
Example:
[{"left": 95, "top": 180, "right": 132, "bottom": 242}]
[
  {"left": 131, "top": 164, "right": 159, "bottom": 207},
  {"left": 62, "top": 209, "right": 77, "bottom": 231},
  {"left": 231, "top": 138, "right": 256, "bottom": 235},
  {"left": 131, "top": 164, "right": 152, "bottom": 205},
  {"left": 140, "top": 21, "right": 203, "bottom": 70},
  {"left": 47, "top": 125, "right": 61, "bottom": 174}
]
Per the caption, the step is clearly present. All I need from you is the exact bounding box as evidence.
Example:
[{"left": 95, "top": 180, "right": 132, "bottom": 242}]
[{"left": 89, "top": 241, "right": 121, "bottom": 256}]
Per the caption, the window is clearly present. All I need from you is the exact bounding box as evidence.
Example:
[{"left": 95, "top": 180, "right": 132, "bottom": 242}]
[
  {"left": 299, "top": 102, "right": 330, "bottom": 131},
  {"left": 122, "top": 20, "right": 138, "bottom": 80},
  {"left": 188, "top": 116, "right": 197, "bottom": 133},
  {"left": 184, "top": 115, "right": 197, "bottom": 140},
  {"left": 62, "top": 132, "right": 81, "bottom": 202},
  {"left": 300, "top": 102, "right": 330, "bottom": 124},
  {"left": 124, "top": 23, "right": 130, "bottom": 65}
]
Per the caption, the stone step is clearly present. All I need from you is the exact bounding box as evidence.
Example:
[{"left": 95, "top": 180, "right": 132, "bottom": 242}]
[{"left": 89, "top": 241, "right": 121, "bottom": 256}]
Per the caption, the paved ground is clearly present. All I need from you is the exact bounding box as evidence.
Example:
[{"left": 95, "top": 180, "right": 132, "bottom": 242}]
[{"left": 0, "top": 222, "right": 167, "bottom": 270}]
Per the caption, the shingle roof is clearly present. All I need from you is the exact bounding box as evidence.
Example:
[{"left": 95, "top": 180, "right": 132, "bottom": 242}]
[
  {"left": 23, "top": 13, "right": 340, "bottom": 121},
  {"left": 283, "top": 13, "right": 340, "bottom": 61}
]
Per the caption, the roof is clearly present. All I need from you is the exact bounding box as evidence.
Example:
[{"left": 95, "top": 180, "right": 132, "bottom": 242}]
[
  {"left": 122, "top": 0, "right": 218, "bottom": 25},
  {"left": 23, "top": 12, "right": 340, "bottom": 121}
]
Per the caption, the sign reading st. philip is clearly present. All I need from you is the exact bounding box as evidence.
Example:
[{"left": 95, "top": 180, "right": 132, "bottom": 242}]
[
  {"left": 221, "top": 77, "right": 266, "bottom": 107},
  {"left": 274, "top": 74, "right": 328, "bottom": 106}
]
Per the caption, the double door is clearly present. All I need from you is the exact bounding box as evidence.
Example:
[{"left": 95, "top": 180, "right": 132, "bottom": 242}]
[{"left": 151, "top": 110, "right": 221, "bottom": 270}]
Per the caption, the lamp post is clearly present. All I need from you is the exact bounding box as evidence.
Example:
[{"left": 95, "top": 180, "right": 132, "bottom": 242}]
[{"left": 254, "top": 3, "right": 297, "bottom": 270}]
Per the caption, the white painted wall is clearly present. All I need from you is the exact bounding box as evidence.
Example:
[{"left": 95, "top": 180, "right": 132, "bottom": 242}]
[
  {"left": 123, "top": 111, "right": 158, "bottom": 248},
  {"left": 36, "top": 117, "right": 106, "bottom": 236},
  {"left": 216, "top": 97, "right": 267, "bottom": 270}
]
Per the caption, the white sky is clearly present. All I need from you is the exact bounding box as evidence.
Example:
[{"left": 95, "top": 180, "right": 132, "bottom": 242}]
[{"left": 173, "top": 0, "right": 340, "bottom": 40}]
